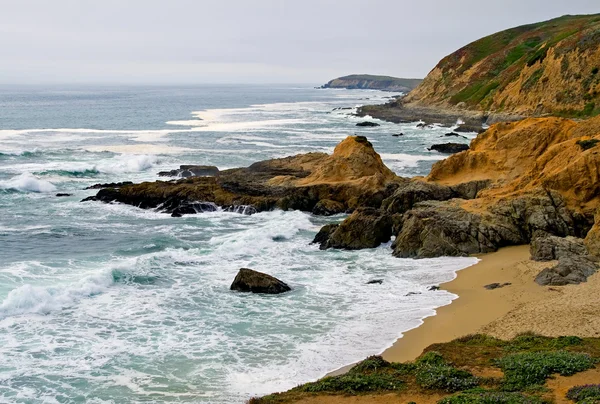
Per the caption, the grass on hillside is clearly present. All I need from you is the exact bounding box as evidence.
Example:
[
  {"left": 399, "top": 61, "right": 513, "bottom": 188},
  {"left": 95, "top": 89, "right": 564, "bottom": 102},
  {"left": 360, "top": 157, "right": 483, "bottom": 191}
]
[
  {"left": 431, "top": 14, "right": 600, "bottom": 113},
  {"left": 249, "top": 333, "right": 600, "bottom": 404}
]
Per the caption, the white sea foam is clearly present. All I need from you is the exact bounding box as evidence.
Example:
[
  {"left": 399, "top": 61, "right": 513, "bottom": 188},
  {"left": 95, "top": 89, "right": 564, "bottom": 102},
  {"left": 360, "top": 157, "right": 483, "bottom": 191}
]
[
  {"left": 379, "top": 153, "right": 446, "bottom": 169},
  {"left": 0, "top": 270, "right": 114, "bottom": 319},
  {"left": 0, "top": 173, "right": 57, "bottom": 193},
  {"left": 16, "top": 154, "right": 161, "bottom": 176}
]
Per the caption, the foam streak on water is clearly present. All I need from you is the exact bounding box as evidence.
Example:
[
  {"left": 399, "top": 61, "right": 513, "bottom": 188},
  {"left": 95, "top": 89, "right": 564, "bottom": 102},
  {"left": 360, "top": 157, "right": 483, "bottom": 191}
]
[{"left": 0, "top": 85, "right": 479, "bottom": 403}]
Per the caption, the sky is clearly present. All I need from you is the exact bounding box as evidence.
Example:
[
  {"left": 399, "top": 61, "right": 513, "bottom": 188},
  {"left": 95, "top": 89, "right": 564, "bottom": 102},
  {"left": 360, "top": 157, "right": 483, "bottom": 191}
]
[{"left": 0, "top": 0, "right": 598, "bottom": 85}]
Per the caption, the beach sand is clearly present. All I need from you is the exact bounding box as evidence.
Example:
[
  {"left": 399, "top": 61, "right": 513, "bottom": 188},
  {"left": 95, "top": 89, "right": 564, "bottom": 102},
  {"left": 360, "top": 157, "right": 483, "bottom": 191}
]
[{"left": 383, "top": 244, "right": 600, "bottom": 363}]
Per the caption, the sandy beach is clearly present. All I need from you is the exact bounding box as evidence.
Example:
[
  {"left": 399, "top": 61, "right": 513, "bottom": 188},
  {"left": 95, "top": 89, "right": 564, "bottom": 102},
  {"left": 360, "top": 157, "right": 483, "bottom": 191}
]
[{"left": 383, "top": 244, "right": 600, "bottom": 363}]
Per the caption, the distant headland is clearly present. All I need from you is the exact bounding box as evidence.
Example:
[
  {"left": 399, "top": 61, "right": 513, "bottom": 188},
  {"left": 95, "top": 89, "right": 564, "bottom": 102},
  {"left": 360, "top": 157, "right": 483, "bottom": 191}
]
[{"left": 319, "top": 74, "right": 422, "bottom": 92}]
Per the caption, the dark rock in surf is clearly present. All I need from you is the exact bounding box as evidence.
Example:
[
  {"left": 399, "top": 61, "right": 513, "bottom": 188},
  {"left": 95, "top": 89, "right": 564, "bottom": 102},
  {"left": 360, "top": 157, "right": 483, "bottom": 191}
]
[
  {"left": 312, "top": 224, "right": 339, "bottom": 249},
  {"left": 444, "top": 132, "right": 467, "bottom": 139},
  {"left": 315, "top": 207, "right": 393, "bottom": 250},
  {"left": 230, "top": 268, "right": 291, "bottom": 294},
  {"left": 56, "top": 193, "right": 72, "bottom": 197},
  {"left": 356, "top": 121, "right": 380, "bottom": 127},
  {"left": 367, "top": 279, "right": 383, "bottom": 285},
  {"left": 429, "top": 143, "right": 469, "bottom": 154},
  {"left": 85, "top": 181, "right": 134, "bottom": 190},
  {"left": 312, "top": 199, "right": 345, "bottom": 216},
  {"left": 455, "top": 124, "right": 485, "bottom": 133},
  {"left": 158, "top": 165, "right": 220, "bottom": 178}
]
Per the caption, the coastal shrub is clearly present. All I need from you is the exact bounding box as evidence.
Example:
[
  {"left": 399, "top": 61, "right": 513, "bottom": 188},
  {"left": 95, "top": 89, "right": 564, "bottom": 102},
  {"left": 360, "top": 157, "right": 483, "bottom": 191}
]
[
  {"left": 526, "top": 47, "right": 548, "bottom": 66},
  {"left": 414, "top": 352, "right": 479, "bottom": 392},
  {"left": 417, "top": 351, "right": 447, "bottom": 366},
  {"left": 522, "top": 69, "right": 544, "bottom": 90},
  {"left": 495, "top": 351, "right": 597, "bottom": 391},
  {"left": 348, "top": 355, "right": 390, "bottom": 374},
  {"left": 504, "top": 333, "right": 584, "bottom": 352},
  {"left": 454, "top": 334, "right": 504, "bottom": 346},
  {"left": 416, "top": 364, "right": 480, "bottom": 392},
  {"left": 583, "top": 102, "right": 596, "bottom": 116},
  {"left": 438, "top": 391, "right": 545, "bottom": 404},
  {"left": 592, "top": 67, "right": 599, "bottom": 75},
  {"left": 576, "top": 139, "right": 600, "bottom": 151},
  {"left": 566, "top": 384, "right": 600, "bottom": 403},
  {"left": 298, "top": 373, "right": 403, "bottom": 394}
]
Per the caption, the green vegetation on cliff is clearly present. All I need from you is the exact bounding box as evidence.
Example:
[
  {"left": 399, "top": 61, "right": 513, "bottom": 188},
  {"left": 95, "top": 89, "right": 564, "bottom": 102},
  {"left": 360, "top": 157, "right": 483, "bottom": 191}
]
[
  {"left": 250, "top": 334, "right": 600, "bottom": 404},
  {"left": 321, "top": 74, "right": 422, "bottom": 92},
  {"left": 405, "top": 14, "right": 600, "bottom": 118}
]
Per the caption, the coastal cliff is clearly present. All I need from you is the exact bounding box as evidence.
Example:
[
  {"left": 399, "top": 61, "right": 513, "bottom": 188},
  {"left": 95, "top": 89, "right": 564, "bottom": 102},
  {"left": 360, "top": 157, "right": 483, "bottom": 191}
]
[
  {"left": 320, "top": 74, "right": 422, "bottom": 93},
  {"left": 360, "top": 14, "right": 600, "bottom": 125}
]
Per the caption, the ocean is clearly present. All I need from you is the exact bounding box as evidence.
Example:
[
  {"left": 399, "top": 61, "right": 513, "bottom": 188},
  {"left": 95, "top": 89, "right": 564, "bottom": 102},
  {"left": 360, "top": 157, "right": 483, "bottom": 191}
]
[{"left": 0, "top": 84, "right": 477, "bottom": 403}]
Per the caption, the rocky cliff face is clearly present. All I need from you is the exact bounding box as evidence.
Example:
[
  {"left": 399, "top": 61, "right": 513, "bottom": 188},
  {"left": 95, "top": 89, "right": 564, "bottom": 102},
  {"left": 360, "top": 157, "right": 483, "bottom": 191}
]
[
  {"left": 314, "top": 116, "right": 600, "bottom": 267},
  {"left": 405, "top": 14, "right": 600, "bottom": 118},
  {"left": 428, "top": 116, "right": 600, "bottom": 212},
  {"left": 321, "top": 75, "right": 422, "bottom": 93}
]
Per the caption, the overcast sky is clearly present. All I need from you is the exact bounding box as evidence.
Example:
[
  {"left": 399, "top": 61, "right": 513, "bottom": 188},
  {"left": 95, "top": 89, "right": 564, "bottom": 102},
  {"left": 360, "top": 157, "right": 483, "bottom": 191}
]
[{"left": 0, "top": 0, "right": 598, "bottom": 84}]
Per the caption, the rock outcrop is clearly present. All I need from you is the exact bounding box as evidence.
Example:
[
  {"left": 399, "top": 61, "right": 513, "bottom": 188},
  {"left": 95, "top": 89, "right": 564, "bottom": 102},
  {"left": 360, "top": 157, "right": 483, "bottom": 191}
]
[
  {"left": 230, "top": 268, "right": 291, "bottom": 294},
  {"left": 313, "top": 208, "right": 394, "bottom": 250},
  {"left": 83, "top": 136, "right": 402, "bottom": 217},
  {"left": 388, "top": 116, "right": 600, "bottom": 259}
]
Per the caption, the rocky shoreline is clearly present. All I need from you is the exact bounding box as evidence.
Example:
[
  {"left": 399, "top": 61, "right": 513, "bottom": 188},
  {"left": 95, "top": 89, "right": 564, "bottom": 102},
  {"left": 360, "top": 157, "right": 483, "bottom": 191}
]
[
  {"left": 83, "top": 116, "right": 600, "bottom": 285},
  {"left": 357, "top": 97, "right": 525, "bottom": 127}
]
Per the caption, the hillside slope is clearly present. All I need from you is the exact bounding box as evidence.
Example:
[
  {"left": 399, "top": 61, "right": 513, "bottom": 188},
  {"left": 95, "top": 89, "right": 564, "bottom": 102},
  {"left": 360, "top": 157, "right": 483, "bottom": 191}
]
[
  {"left": 405, "top": 14, "right": 600, "bottom": 118},
  {"left": 321, "top": 74, "right": 422, "bottom": 92}
]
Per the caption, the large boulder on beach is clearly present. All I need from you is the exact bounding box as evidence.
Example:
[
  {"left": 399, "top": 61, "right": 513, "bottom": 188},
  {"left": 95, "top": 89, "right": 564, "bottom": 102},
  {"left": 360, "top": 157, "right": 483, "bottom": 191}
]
[
  {"left": 230, "top": 268, "right": 291, "bottom": 294},
  {"left": 314, "top": 207, "right": 393, "bottom": 250},
  {"left": 535, "top": 256, "right": 598, "bottom": 286},
  {"left": 530, "top": 233, "right": 588, "bottom": 261}
]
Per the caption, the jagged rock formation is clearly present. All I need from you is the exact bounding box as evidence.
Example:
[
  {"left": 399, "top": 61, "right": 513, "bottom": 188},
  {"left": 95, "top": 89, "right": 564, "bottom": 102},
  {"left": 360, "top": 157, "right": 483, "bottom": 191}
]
[
  {"left": 317, "top": 116, "right": 600, "bottom": 266},
  {"left": 83, "top": 136, "right": 402, "bottom": 216},
  {"left": 359, "top": 14, "right": 600, "bottom": 125},
  {"left": 230, "top": 268, "right": 291, "bottom": 294},
  {"left": 320, "top": 75, "right": 422, "bottom": 93},
  {"left": 312, "top": 208, "right": 394, "bottom": 250}
]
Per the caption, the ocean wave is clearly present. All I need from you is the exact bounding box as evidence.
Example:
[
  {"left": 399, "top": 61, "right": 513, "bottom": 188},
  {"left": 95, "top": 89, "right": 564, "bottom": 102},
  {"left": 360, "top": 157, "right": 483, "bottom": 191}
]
[
  {"left": 0, "top": 270, "right": 114, "bottom": 319},
  {"left": 0, "top": 150, "right": 44, "bottom": 158},
  {"left": 29, "top": 155, "right": 159, "bottom": 178},
  {"left": 0, "top": 173, "right": 57, "bottom": 193}
]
